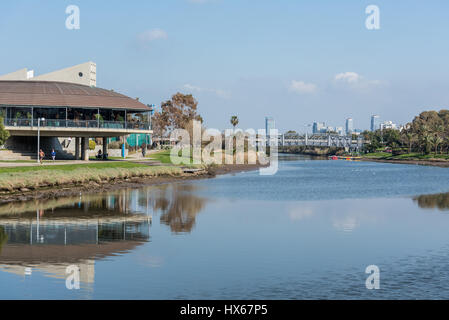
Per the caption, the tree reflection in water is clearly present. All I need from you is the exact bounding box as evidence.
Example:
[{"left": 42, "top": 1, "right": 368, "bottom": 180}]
[
  {"left": 0, "top": 227, "right": 7, "bottom": 254},
  {"left": 147, "top": 184, "right": 208, "bottom": 233},
  {"left": 413, "top": 192, "right": 449, "bottom": 211}
]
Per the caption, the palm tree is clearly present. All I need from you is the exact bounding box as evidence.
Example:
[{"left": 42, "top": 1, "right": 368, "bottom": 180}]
[
  {"left": 401, "top": 127, "right": 416, "bottom": 154},
  {"left": 432, "top": 124, "right": 444, "bottom": 155},
  {"left": 230, "top": 116, "right": 239, "bottom": 129},
  {"left": 432, "top": 133, "right": 443, "bottom": 155}
]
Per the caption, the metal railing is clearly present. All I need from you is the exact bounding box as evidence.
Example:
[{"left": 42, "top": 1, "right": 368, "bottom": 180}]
[{"left": 4, "top": 118, "right": 151, "bottom": 130}]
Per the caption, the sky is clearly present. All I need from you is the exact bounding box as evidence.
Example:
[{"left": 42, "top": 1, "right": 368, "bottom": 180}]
[{"left": 0, "top": 0, "right": 448, "bottom": 132}]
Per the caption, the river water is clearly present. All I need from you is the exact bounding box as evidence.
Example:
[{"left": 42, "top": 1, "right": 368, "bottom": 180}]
[{"left": 2, "top": 154, "right": 449, "bottom": 299}]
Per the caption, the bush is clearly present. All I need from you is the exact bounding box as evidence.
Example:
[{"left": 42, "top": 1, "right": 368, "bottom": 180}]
[
  {"left": 108, "top": 141, "right": 121, "bottom": 149},
  {"left": 0, "top": 117, "right": 10, "bottom": 146},
  {"left": 89, "top": 140, "right": 96, "bottom": 150},
  {"left": 392, "top": 147, "right": 407, "bottom": 156}
]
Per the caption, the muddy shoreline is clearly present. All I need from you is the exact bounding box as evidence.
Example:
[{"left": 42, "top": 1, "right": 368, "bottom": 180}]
[
  {"left": 360, "top": 158, "right": 449, "bottom": 168},
  {"left": 0, "top": 164, "right": 262, "bottom": 204}
]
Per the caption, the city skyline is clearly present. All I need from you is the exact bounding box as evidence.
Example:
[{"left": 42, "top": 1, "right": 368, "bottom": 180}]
[{"left": 297, "top": 114, "right": 399, "bottom": 134}]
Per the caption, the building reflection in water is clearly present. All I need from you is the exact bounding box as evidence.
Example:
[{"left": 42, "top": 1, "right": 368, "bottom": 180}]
[
  {"left": 413, "top": 191, "right": 449, "bottom": 211},
  {"left": 0, "top": 183, "right": 207, "bottom": 290}
]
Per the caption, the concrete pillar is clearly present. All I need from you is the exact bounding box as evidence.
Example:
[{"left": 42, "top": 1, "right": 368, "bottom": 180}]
[
  {"left": 75, "top": 137, "right": 80, "bottom": 160},
  {"left": 102, "top": 137, "right": 107, "bottom": 159},
  {"left": 80, "top": 138, "right": 85, "bottom": 160},
  {"left": 82, "top": 138, "right": 90, "bottom": 161}
]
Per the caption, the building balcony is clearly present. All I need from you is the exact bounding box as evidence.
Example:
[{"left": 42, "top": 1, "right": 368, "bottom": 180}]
[{"left": 4, "top": 118, "right": 152, "bottom": 138}]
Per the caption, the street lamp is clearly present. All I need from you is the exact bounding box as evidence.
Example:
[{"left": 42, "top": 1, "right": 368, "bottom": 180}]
[{"left": 37, "top": 117, "right": 45, "bottom": 163}]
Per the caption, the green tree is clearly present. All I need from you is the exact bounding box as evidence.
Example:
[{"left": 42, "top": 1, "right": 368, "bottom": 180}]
[
  {"left": 284, "top": 130, "right": 299, "bottom": 139},
  {"left": 230, "top": 116, "right": 239, "bottom": 129},
  {"left": 382, "top": 129, "right": 401, "bottom": 148},
  {"left": 0, "top": 117, "right": 10, "bottom": 147},
  {"left": 400, "top": 126, "right": 416, "bottom": 154}
]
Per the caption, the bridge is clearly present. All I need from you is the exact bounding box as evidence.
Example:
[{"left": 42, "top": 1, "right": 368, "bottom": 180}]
[{"left": 278, "top": 133, "right": 365, "bottom": 151}]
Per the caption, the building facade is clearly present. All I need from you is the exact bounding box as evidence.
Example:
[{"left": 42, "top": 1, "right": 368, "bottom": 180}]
[
  {"left": 371, "top": 115, "right": 380, "bottom": 131},
  {"left": 345, "top": 118, "right": 354, "bottom": 135},
  {"left": 312, "top": 122, "right": 326, "bottom": 134}
]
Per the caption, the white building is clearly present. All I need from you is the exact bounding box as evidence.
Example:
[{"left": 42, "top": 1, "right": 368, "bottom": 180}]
[
  {"left": 380, "top": 120, "right": 398, "bottom": 130},
  {"left": 0, "top": 62, "right": 97, "bottom": 87},
  {"left": 335, "top": 126, "right": 344, "bottom": 136}
]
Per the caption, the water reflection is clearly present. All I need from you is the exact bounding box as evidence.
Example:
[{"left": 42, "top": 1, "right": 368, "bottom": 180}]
[
  {"left": 414, "top": 192, "right": 449, "bottom": 211},
  {"left": 0, "top": 183, "right": 207, "bottom": 288},
  {"left": 150, "top": 184, "right": 208, "bottom": 233}
]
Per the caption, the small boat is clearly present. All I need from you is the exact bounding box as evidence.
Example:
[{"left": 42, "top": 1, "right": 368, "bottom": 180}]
[{"left": 329, "top": 156, "right": 362, "bottom": 161}]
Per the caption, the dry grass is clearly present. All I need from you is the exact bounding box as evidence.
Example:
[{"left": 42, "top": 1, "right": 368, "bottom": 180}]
[{"left": 0, "top": 165, "right": 183, "bottom": 192}]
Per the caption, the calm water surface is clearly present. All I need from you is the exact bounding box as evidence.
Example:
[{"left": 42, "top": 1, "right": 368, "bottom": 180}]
[{"left": 2, "top": 155, "right": 449, "bottom": 299}]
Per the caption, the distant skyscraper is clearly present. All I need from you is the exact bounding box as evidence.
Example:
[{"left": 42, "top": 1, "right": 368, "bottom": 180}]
[
  {"left": 265, "top": 117, "right": 275, "bottom": 136},
  {"left": 312, "top": 122, "right": 325, "bottom": 134},
  {"left": 371, "top": 115, "right": 380, "bottom": 131},
  {"left": 345, "top": 118, "right": 353, "bottom": 135},
  {"left": 336, "top": 126, "right": 344, "bottom": 136}
]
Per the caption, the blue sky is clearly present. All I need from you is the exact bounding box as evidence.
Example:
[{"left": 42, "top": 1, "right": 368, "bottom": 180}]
[{"left": 0, "top": 0, "right": 448, "bottom": 132}]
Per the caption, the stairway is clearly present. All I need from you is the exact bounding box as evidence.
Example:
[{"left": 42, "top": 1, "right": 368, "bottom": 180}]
[
  {"left": 1, "top": 136, "right": 76, "bottom": 161},
  {"left": 0, "top": 149, "right": 37, "bottom": 160}
]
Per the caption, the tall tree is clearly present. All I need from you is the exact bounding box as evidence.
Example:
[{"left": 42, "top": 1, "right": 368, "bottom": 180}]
[
  {"left": 400, "top": 126, "right": 416, "bottom": 154},
  {"left": 230, "top": 116, "right": 239, "bottom": 129},
  {"left": 152, "top": 93, "right": 203, "bottom": 139}
]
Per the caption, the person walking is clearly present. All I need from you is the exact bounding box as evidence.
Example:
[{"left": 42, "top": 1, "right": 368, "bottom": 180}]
[
  {"left": 51, "top": 149, "right": 56, "bottom": 162},
  {"left": 39, "top": 149, "right": 45, "bottom": 164}
]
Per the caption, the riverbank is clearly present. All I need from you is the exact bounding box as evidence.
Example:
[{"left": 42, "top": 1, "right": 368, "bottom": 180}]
[
  {"left": 279, "top": 145, "right": 344, "bottom": 157},
  {"left": 0, "top": 162, "right": 263, "bottom": 204},
  {"left": 360, "top": 157, "right": 449, "bottom": 167},
  {"left": 358, "top": 152, "right": 449, "bottom": 167}
]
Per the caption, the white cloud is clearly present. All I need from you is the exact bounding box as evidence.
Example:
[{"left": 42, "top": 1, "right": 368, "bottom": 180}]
[
  {"left": 334, "top": 72, "right": 385, "bottom": 89},
  {"left": 138, "top": 29, "right": 168, "bottom": 43},
  {"left": 183, "top": 84, "right": 230, "bottom": 99},
  {"left": 334, "top": 72, "right": 361, "bottom": 84},
  {"left": 289, "top": 80, "right": 317, "bottom": 94}
]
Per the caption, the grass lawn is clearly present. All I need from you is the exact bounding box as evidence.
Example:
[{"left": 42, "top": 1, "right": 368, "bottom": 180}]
[
  {"left": 362, "top": 152, "right": 449, "bottom": 161},
  {"left": 148, "top": 149, "right": 193, "bottom": 164},
  {"left": 0, "top": 162, "right": 183, "bottom": 191},
  {"left": 362, "top": 152, "right": 391, "bottom": 158},
  {"left": 0, "top": 161, "right": 149, "bottom": 174}
]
